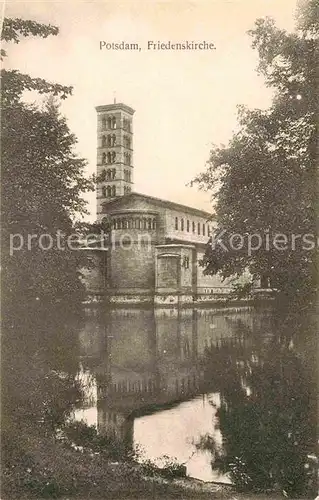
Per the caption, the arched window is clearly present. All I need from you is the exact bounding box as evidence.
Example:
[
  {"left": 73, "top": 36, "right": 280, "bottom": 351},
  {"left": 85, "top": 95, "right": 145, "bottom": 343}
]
[
  {"left": 111, "top": 185, "right": 116, "bottom": 197},
  {"left": 148, "top": 218, "right": 152, "bottom": 230},
  {"left": 106, "top": 169, "right": 111, "bottom": 180},
  {"left": 198, "top": 222, "right": 201, "bottom": 235},
  {"left": 102, "top": 153, "right": 106, "bottom": 164},
  {"left": 175, "top": 217, "right": 178, "bottom": 230},
  {"left": 203, "top": 224, "right": 206, "bottom": 236},
  {"left": 100, "top": 170, "right": 106, "bottom": 181},
  {"left": 102, "top": 117, "right": 106, "bottom": 130},
  {"left": 181, "top": 219, "right": 184, "bottom": 231},
  {"left": 107, "top": 135, "right": 112, "bottom": 147},
  {"left": 102, "top": 186, "right": 107, "bottom": 197},
  {"left": 187, "top": 220, "right": 190, "bottom": 232},
  {"left": 143, "top": 219, "right": 147, "bottom": 230},
  {"left": 107, "top": 117, "right": 112, "bottom": 129},
  {"left": 124, "top": 135, "right": 131, "bottom": 148},
  {"left": 102, "top": 135, "right": 106, "bottom": 147},
  {"left": 112, "top": 168, "right": 116, "bottom": 179},
  {"left": 107, "top": 151, "right": 116, "bottom": 164},
  {"left": 124, "top": 152, "right": 131, "bottom": 165},
  {"left": 152, "top": 219, "right": 156, "bottom": 230},
  {"left": 112, "top": 134, "right": 116, "bottom": 146},
  {"left": 107, "top": 185, "right": 112, "bottom": 197},
  {"left": 192, "top": 221, "right": 195, "bottom": 233},
  {"left": 111, "top": 117, "right": 116, "bottom": 129}
]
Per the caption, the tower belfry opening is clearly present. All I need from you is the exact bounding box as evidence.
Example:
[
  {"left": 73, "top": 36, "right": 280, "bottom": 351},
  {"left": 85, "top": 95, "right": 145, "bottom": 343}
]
[{"left": 96, "top": 102, "right": 135, "bottom": 216}]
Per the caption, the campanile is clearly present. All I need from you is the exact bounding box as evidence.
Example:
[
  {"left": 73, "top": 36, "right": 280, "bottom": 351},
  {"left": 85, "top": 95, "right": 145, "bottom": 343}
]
[{"left": 96, "top": 102, "right": 135, "bottom": 216}]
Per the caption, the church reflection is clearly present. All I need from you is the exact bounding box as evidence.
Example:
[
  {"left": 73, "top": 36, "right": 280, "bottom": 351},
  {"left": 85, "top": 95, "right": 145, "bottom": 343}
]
[{"left": 78, "top": 307, "right": 272, "bottom": 447}]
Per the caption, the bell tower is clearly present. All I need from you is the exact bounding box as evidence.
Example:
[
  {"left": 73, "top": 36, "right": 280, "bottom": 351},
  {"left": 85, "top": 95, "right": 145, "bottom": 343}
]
[{"left": 96, "top": 102, "right": 135, "bottom": 216}]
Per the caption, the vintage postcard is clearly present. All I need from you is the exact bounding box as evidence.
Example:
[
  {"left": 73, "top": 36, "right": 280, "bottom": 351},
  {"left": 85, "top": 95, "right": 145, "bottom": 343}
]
[{"left": 1, "top": 0, "right": 318, "bottom": 499}]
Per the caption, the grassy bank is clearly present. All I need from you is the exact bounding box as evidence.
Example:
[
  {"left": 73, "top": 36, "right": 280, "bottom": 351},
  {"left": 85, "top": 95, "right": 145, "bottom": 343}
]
[{"left": 2, "top": 427, "right": 312, "bottom": 500}]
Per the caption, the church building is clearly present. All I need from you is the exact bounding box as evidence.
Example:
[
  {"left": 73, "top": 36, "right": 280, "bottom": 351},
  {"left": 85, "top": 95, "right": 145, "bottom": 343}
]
[{"left": 83, "top": 102, "right": 240, "bottom": 305}]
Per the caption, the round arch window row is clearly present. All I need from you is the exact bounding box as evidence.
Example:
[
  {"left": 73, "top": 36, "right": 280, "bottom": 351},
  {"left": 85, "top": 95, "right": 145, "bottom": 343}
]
[
  {"left": 102, "top": 185, "right": 132, "bottom": 197},
  {"left": 99, "top": 169, "right": 131, "bottom": 182},
  {"left": 100, "top": 135, "right": 131, "bottom": 149},
  {"left": 175, "top": 217, "right": 212, "bottom": 236},
  {"left": 102, "top": 216, "right": 157, "bottom": 230},
  {"left": 101, "top": 116, "right": 132, "bottom": 132},
  {"left": 101, "top": 152, "right": 131, "bottom": 165}
]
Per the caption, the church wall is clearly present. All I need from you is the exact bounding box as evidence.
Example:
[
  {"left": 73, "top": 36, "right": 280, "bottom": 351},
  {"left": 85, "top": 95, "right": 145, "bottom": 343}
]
[
  {"left": 180, "top": 246, "right": 194, "bottom": 288},
  {"left": 164, "top": 208, "right": 214, "bottom": 245},
  {"left": 110, "top": 243, "right": 156, "bottom": 290},
  {"left": 155, "top": 245, "right": 195, "bottom": 293}
]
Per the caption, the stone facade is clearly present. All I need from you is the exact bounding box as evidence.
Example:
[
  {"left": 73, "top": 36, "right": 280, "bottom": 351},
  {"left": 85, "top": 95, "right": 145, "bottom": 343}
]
[
  {"left": 96, "top": 103, "right": 134, "bottom": 215},
  {"left": 82, "top": 102, "right": 250, "bottom": 305},
  {"left": 83, "top": 191, "right": 236, "bottom": 303}
]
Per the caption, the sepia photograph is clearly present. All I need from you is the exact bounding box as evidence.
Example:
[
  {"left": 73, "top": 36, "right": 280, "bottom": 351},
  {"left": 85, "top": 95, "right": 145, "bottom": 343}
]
[{"left": 1, "top": 0, "right": 318, "bottom": 499}]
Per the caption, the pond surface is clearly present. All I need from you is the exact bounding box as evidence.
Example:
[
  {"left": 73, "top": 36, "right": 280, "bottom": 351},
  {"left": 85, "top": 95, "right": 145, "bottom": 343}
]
[
  {"left": 4, "top": 303, "right": 316, "bottom": 495},
  {"left": 71, "top": 306, "right": 317, "bottom": 490}
]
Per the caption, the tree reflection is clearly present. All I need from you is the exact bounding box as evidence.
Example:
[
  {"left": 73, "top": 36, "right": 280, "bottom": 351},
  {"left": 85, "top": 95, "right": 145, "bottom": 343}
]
[
  {"left": 2, "top": 304, "right": 85, "bottom": 464},
  {"left": 200, "top": 320, "right": 317, "bottom": 497}
]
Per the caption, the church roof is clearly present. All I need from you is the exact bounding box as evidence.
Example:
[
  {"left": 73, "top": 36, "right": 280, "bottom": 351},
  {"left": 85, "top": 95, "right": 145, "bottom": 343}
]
[{"left": 101, "top": 192, "right": 214, "bottom": 219}]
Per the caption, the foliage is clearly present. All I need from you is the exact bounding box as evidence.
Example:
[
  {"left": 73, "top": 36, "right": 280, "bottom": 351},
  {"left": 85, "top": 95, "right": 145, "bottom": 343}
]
[
  {"left": 192, "top": 0, "right": 318, "bottom": 303},
  {"left": 61, "top": 420, "right": 131, "bottom": 461},
  {"left": 229, "top": 282, "right": 254, "bottom": 300},
  {"left": 1, "top": 18, "right": 94, "bottom": 305},
  {"left": 139, "top": 455, "right": 187, "bottom": 479},
  {"left": 199, "top": 320, "right": 317, "bottom": 497}
]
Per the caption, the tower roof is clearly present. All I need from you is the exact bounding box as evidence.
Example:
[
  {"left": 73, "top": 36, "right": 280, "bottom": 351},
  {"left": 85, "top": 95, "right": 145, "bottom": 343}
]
[{"left": 95, "top": 103, "right": 135, "bottom": 115}]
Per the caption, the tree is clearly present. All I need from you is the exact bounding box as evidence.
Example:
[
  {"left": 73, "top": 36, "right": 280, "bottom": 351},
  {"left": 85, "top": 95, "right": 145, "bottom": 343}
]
[
  {"left": 1, "top": 18, "right": 94, "bottom": 306},
  {"left": 192, "top": 0, "right": 318, "bottom": 305},
  {"left": 198, "top": 322, "right": 317, "bottom": 497}
]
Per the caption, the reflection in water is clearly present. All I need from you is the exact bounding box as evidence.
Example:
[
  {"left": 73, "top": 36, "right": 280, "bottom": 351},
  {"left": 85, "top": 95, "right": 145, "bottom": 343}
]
[
  {"left": 134, "top": 393, "right": 228, "bottom": 483},
  {"left": 3, "top": 304, "right": 316, "bottom": 497},
  {"left": 77, "top": 305, "right": 318, "bottom": 493},
  {"left": 200, "top": 331, "right": 317, "bottom": 495}
]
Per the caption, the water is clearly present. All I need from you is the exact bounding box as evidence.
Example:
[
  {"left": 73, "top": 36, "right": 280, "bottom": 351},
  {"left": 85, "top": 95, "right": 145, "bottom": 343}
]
[
  {"left": 134, "top": 393, "right": 228, "bottom": 482},
  {"left": 3, "top": 304, "right": 317, "bottom": 495},
  {"left": 72, "top": 306, "right": 317, "bottom": 491}
]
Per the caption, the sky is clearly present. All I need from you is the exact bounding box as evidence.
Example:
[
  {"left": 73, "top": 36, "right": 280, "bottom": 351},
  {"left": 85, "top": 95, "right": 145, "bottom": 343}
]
[{"left": 2, "top": 0, "right": 298, "bottom": 220}]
